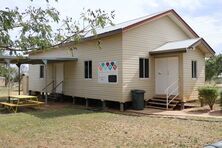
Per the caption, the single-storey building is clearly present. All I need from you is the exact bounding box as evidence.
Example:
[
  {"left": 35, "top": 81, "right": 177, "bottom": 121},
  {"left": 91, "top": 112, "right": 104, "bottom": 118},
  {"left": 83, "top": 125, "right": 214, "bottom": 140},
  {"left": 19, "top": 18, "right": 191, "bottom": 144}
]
[{"left": 28, "top": 9, "right": 215, "bottom": 110}]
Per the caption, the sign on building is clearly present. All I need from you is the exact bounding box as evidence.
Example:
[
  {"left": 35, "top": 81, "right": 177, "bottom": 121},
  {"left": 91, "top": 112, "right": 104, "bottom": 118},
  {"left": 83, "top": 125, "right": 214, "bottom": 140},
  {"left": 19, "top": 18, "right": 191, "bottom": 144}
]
[{"left": 97, "top": 61, "right": 118, "bottom": 84}]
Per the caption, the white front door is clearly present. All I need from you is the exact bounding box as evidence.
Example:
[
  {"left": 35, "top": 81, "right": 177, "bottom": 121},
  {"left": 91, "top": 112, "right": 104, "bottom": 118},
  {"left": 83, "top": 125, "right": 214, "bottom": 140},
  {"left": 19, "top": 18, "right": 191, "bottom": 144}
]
[
  {"left": 155, "top": 57, "right": 178, "bottom": 95},
  {"left": 55, "top": 63, "right": 64, "bottom": 93}
]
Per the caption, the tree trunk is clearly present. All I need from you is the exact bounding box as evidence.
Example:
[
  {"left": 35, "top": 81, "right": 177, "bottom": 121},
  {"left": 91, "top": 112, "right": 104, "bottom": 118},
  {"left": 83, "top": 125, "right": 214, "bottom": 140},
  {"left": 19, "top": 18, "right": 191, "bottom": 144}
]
[{"left": 209, "top": 105, "right": 213, "bottom": 110}]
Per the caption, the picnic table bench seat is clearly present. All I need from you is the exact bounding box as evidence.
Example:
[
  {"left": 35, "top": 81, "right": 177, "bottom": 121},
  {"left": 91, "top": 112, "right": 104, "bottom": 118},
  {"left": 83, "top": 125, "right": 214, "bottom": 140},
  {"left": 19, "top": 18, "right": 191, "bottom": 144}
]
[
  {"left": 0, "top": 101, "right": 44, "bottom": 107},
  {"left": 0, "top": 102, "right": 17, "bottom": 107},
  {"left": 0, "top": 96, "right": 44, "bottom": 113},
  {"left": 26, "top": 100, "right": 44, "bottom": 105}
]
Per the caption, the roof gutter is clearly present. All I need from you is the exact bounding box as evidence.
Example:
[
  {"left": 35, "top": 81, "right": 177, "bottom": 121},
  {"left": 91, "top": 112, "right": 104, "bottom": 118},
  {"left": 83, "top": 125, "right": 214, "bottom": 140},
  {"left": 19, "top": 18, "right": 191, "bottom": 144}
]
[{"left": 149, "top": 48, "right": 186, "bottom": 55}]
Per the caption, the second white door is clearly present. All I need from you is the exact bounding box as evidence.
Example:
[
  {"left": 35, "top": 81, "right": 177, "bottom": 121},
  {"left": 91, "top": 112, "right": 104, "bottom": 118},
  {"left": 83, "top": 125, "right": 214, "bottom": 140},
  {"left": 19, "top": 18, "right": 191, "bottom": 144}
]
[{"left": 55, "top": 63, "right": 64, "bottom": 93}]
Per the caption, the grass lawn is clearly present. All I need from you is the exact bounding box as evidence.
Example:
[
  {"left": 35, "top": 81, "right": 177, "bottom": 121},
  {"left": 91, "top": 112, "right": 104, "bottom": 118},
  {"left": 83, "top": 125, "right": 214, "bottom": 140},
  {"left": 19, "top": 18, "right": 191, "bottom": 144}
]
[{"left": 0, "top": 105, "right": 221, "bottom": 148}]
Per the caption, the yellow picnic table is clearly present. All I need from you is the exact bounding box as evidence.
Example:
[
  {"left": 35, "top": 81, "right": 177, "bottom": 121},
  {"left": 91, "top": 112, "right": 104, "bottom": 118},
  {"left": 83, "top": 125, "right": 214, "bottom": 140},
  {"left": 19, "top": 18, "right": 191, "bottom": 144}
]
[{"left": 0, "top": 95, "right": 44, "bottom": 113}]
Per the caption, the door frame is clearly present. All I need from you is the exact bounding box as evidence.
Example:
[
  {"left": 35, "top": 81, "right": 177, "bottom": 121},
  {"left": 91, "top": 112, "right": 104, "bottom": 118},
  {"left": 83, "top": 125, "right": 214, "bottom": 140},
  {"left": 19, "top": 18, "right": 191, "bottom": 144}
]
[
  {"left": 53, "top": 63, "right": 64, "bottom": 93},
  {"left": 154, "top": 55, "right": 180, "bottom": 96}
]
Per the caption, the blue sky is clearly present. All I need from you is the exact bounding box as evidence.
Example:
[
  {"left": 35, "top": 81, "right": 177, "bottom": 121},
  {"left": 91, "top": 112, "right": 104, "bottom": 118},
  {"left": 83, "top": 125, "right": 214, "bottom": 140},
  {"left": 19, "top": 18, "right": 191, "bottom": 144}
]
[{"left": 1, "top": 0, "right": 222, "bottom": 53}]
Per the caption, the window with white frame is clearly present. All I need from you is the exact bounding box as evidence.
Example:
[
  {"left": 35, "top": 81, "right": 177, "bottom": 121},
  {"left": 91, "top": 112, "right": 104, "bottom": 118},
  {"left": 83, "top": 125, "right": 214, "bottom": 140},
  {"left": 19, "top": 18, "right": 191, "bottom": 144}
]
[
  {"left": 139, "top": 58, "right": 149, "bottom": 78},
  {"left": 84, "top": 60, "right": 92, "bottom": 79}
]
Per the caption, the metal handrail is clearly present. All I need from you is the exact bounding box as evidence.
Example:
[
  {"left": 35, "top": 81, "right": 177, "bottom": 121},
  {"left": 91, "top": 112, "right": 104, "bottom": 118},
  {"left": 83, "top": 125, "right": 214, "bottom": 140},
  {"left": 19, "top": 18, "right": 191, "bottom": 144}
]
[
  {"left": 165, "top": 80, "right": 177, "bottom": 94},
  {"left": 168, "top": 87, "right": 178, "bottom": 98},
  {"left": 165, "top": 80, "right": 179, "bottom": 109},
  {"left": 42, "top": 80, "right": 54, "bottom": 92},
  {"left": 51, "top": 80, "right": 63, "bottom": 93}
]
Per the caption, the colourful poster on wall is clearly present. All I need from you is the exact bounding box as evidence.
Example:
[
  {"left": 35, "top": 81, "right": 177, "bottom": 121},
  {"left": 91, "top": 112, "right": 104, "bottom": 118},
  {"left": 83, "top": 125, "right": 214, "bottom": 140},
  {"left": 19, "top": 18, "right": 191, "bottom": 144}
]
[{"left": 97, "top": 61, "right": 118, "bottom": 83}]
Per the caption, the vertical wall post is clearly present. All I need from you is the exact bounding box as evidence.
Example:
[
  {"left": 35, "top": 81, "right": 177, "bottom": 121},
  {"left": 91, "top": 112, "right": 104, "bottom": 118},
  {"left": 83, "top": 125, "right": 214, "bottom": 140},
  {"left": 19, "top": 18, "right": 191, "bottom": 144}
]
[
  {"left": 85, "top": 98, "right": 89, "bottom": 108},
  {"left": 43, "top": 60, "right": 48, "bottom": 105},
  {"left": 180, "top": 101, "right": 185, "bottom": 110},
  {"left": 72, "top": 96, "right": 76, "bottom": 105},
  {"left": 16, "top": 63, "right": 21, "bottom": 95},
  {"left": 5, "top": 59, "right": 11, "bottom": 102},
  {"left": 120, "top": 102, "right": 124, "bottom": 112},
  {"left": 102, "top": 100, "right": 106, "bottom": 110}
]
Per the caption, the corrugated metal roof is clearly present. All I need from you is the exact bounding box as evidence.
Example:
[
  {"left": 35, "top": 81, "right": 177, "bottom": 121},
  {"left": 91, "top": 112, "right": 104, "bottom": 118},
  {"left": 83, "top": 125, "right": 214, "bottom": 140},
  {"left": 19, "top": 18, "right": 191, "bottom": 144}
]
[
  {"left": 85, "top": 10, "right": 170, "bottom": 38},
  {"left": 150, "top": 38, "right": 202, "bottom": 54}
]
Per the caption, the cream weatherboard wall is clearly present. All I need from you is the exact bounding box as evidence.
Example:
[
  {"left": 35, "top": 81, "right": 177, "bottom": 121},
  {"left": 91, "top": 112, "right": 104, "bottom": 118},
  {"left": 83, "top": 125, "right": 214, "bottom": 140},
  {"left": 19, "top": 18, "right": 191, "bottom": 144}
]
[
  {"left": 29, "top": 64, "right": 53, "bottom": 92},
  {"left": 182, "top": 47, "right": 205, "bottom": 101},
  {"left": 29, "top": 34, "right": 123, "bottom": 102},
  {"left": 29, "top": 47, "right": 76, "bottom": 92},
  {"left": 122, "top": 16, "right": 190, "bottom": 102},
  {"left": 63, "top": 34, "right": 123, "bottom": 102},
  {"left": 30, "top": 48, "right": 78, "bottom": 58}
]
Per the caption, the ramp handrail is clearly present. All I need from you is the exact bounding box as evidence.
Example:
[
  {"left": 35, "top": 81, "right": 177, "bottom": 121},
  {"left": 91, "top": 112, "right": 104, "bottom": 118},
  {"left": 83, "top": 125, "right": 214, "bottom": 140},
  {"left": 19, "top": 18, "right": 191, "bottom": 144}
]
[
  {"left": 165, "top": 79, "right": 179, "bottom": 109},
  {"left": 42, "top": 80, "right": 54, "bottom": 92},
  {"left": 51, "top": 80, "right": 63, "bottom": 93}
]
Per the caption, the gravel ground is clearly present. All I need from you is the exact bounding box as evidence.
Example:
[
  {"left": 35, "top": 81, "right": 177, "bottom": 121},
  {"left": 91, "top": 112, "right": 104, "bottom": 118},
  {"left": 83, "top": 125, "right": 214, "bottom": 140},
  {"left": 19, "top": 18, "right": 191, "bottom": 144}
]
[{"left": 0, "top": 105, "right": 221, "bottom": 148}]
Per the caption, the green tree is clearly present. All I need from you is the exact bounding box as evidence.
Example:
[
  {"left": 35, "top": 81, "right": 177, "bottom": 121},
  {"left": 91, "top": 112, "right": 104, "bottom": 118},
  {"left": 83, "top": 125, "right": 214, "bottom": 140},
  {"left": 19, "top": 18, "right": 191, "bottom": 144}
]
[
  {"left": 0, "top": 64, "right": 17, "bottom": 86},
  {"left": 0, "top": 0, "right": 115, "bottom": 85},
  {"left": 205, "top": 54, "right": 222, "bottom": 81},
  {"left": 0, "top": 0, "right": 115, "bottom": 54}
]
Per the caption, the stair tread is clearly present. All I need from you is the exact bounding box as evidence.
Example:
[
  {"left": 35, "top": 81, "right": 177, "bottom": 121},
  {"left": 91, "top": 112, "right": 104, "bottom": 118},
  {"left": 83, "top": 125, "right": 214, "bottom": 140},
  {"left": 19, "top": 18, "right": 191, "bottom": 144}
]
[
  {"left": 149, "top": 98, "right": 179, "bottom": 103},
  {"left": 154, "top": 95, "right": 181, "bottom": 100},
  {"left": 147, "top": 102, "right": 176, "bottom": 107},
  {"left": 145, "top": 105, "right": 168, "bottom": 110}
]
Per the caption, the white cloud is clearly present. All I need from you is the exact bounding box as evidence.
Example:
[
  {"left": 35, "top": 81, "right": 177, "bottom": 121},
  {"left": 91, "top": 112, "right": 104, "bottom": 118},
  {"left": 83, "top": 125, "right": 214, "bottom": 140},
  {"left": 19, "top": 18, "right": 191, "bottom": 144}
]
[
  {"left": 184, "top": 14, "right": 222, "bottom": 53},
  {"left": 162, "top": 0, "right": 203, "bottom": 11}
]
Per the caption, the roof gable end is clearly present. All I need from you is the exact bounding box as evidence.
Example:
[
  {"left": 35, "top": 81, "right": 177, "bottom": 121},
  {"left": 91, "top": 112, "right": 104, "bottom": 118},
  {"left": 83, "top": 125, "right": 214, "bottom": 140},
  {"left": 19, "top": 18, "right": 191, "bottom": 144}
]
[{"left": 122, "top": 9, "right": 199, "bottom": 38}]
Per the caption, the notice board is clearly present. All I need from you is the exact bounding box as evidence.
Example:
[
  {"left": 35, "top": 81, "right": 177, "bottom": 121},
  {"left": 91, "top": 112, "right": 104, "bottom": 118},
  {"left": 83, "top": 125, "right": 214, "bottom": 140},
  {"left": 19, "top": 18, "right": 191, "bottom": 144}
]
[{"left": 97, "top": 61, "right": 118, "bottom": 83}]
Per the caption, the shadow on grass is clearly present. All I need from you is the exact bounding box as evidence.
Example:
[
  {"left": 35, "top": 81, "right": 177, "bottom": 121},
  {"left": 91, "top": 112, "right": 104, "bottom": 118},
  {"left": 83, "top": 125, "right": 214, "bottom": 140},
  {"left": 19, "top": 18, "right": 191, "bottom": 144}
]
[
  {"left": 26, "top": 105, "right": 101, "bottom": 119},
  {"left": 0, "top": 103, "right": 102, "bottom": 119}
]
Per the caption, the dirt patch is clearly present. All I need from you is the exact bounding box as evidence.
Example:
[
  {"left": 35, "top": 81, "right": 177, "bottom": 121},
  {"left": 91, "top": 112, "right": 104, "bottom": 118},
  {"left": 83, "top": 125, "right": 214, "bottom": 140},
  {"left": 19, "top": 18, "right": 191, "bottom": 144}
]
[
  {"left": 186, "top": 108, "right": 211, "bottom": 114},
  {"left": 209, "top": 110, "right": 222, "bottom": 116}
]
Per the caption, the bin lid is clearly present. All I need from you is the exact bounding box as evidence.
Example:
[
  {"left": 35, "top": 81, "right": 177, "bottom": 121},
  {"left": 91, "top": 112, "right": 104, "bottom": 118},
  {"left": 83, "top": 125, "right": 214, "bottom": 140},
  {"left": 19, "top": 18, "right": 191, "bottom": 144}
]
[{"left": 131, "top": 90, "right": 145, "bottom": 93}]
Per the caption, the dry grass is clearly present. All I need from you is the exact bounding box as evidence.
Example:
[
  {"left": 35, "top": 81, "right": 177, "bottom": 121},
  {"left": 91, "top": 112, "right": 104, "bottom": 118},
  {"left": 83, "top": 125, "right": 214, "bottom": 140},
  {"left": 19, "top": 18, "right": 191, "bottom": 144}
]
[{"left": 0, "top": 104, "right": 221, "bottom": 148}]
